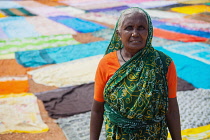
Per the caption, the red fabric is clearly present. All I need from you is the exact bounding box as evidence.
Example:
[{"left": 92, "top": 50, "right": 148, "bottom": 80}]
[
  {"left": 94, "top": 51, "right": 177, "bottom": 102},
  {"left": 153, "top": 28, "right": 208, "bottom": 42}
]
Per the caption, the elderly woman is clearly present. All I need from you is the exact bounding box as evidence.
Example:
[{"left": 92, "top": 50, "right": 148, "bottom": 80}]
[{"left": 90, "top": 7, "right": 181, "bottom": 140}]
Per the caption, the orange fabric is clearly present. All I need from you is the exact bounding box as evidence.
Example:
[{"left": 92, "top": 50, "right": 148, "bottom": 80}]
[
  {"left": 94, "top": 51, "right": 177, "bottom": 102},
  {"left": 0, "top": 59, "right": 34, "bottom": 77},
  {"left": 0, "top": 80, "right": 29, "bottom": 95},
  {"left": 153, "top": 28, "right": 208, "bottom": 42}
]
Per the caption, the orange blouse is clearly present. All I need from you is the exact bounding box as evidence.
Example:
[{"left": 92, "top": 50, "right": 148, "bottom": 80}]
[{"left": 94, "top": 51, "right": 177, "bottom": 102}]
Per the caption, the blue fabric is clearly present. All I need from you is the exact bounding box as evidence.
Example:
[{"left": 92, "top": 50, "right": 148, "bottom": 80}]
[
  {"left": 192, "top": 50, "right": 210, "bottom": 62},
  {"left": 154, "top": 24, "right": 210, "bottom": 38},
  {"left": 162, "top": 42, "right": 210, "bottom": 64},
  {"left": 86, "top": 5, "right": 129, "bottom": 12},
  {"left": 152, "top": 20, "right": 166, "bottom": 26},
  {"left": 49, "top": 16, "right": 107, "bottom": 33},
  {"left": 155, "top": 47, "right": 210, "bottom": 89},
  {"left": 0, "top": 17, "right": 40, "bottom": 39},
  {"left": 15, "top": 40, "right": 109, "bottom": 67}
]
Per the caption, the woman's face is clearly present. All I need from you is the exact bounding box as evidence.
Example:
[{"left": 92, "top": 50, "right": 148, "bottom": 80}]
[{"left": 118, "top": 12, "right": 148, "bottom": 52}]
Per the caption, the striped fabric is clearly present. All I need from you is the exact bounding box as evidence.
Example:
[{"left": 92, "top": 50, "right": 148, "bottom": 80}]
[{"left": 1, "top": 7, "right": 36, "bottom": 16}]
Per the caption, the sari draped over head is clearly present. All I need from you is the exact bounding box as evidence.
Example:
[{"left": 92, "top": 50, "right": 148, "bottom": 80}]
[{"left": 103, "top": 7, "right": 172, "bottom": 139}]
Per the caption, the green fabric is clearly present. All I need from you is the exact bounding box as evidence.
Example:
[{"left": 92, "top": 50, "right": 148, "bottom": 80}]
[
  {"left": 1, "top": 8, "right": 36, "bottom": 16},
  {"left": 103, "top": 7, "right": 172, "bottom": 139},
  {"left": 0, "top": 34, "right": 80, "bottom": 58}
]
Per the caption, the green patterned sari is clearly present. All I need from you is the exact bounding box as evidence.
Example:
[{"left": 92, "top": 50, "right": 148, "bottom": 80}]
[{"left": 103, "top": 8, "right": 172, "bottom": 139}]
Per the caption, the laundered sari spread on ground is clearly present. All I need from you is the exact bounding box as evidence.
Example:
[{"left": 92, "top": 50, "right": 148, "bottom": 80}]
[{"left": 103, "top": 7, "right": 172, "bottom": 139}]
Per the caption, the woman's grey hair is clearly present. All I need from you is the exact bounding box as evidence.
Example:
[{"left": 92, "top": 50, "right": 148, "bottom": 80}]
[{"left": 117, "top": 8, "right": 148, "bottom": 31}]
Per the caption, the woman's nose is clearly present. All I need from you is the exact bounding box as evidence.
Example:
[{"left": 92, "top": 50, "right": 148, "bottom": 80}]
[{"left": 132, "top": 29, "right": 139, "bottom": 37}]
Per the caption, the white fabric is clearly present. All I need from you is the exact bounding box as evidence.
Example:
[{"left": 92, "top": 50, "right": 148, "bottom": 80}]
[
  {"left": 25, "top": 16, "right": 77, "bottom": 35},
  {"left": 28, "top": 55, "right": 103, "bottom": 87},
  {"left": 0, "top": 76, "right": 28, "bottom": 82},
  {"left": 0, "top": 93, "right": 49, "bottom": 134},
  {"left": 145, "top": 9, "right": 186, "bottom": 19},
  {"left": 76, "top": 12, "right": 118, "bottom": 25}
]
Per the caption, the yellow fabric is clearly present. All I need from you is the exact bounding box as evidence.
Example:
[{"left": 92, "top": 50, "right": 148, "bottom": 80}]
[
  {"left": 0, "top": 12, "right": 6, "bottom": 18},
  {"left": 0, "top": 93, "right": 49, "bottom": 134},
  {"left": 171, "top": 5, "right": 210, "bottom": 14},
  {"left": 180, "top": 0, "right": 210, "bottom": 4},
  {"left": 168, "top": 124, "right": 210, "bottom": 139},
  {"left": 28, "top": 55, "right": 103, "bottom": 87}
]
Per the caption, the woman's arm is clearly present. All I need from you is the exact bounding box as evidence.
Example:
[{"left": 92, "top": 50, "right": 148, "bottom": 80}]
[
  {"left": 90, "top": 99, "right": 104, "bottom": 140},
  {"left": 166, "top": 97, "right": 182, "bottom": 140}
]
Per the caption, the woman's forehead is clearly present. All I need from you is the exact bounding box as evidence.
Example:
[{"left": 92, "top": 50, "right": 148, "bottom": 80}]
[{"left": 122, "top": 13, "right": 148, "bottom": 25}]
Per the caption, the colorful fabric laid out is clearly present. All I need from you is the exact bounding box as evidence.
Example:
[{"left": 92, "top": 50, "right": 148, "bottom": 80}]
[
  {"left": 0, "top": 78, "right": 29, "bottom": 95},
  {"left": 152, "top": 37, "right": 180, "bottom": 46},
  {"left": 171, "top": 5, "right": 210, "bottom": 15},
  {"left": 0, "top": 8, "right": 36, "bottom": 17},
  {"left": 0, "top": 11, "right": 6, "bottom": 18},
  {"left": 34, "top": 0, "right": 68, "bottom": 7},
  {"left": 159, "top": 18, "right": 210, "bottom": 32},
  {"left": 56, "top": 111, "right": 106, "bottom": 140},
  {"left": 167, "top": 88, "right": 210, "bottom": 140},
  {"left": 122, "top": 0, "right": 159, "bottom": 4},
  {"left": 24, "top": 6, "right": 70, "bottom": 17},
  {"left": 76, "top": 12, "right": 118, "bottom": 26},
  {"left": 86, "top": 5, "right": 129, "bottom": 12},
  {"left": 154, "top": 24, "right": 210, "bottom": 38},
  {"left": 148, "top": 3, "right": 191, "bottom": 11},
  {"left": 0, "top": 28, "right": 8, "bottom": 40},
  {"left": 0, "top": 34, "right": 80, "bottom": 59},
  {"left": 57, "top": 89, "right": 210, "bottom": 140},
  {"left": 170, "top": 125, "right": 210, "bottom": 140},
  {"left": 56, "top": 6, "right": 85, "bottom": 16},
  {"left": 155, "top": 47, "right": 210, "bottom": 89},
  {"left": 185, "top": 12, "right": 210, "bottom": 23},
  {"left": 28, "top": 55, "right": 103, "bottom": 87},
  {"left": 180, "top": 0, "right": 210, "bottom": 4},
  {"left": 91, "top": 28, "right": 114, "bottom": 40},
  {"left": 0, "top": 1, "right": 22, "bottom": 9},
  {"left": 15, "top": 40, "right": 109, "bottom": 67},
  {"left": 75, "top": 2, "right": 126, "bottom": 10},
  {"left": 177, "top": 77, "right": 195, "bottom": 91},
  {"left": 153, "top": 28, "right": 208, "bottom": 42},
  {"left": 0, "top": 93, "right": 49, "bottom": 134},
  {"left": 205, "top": 2, "right": 210, "bottom": 5},
  {"left": 0, "top": 16, "right": 40, "bottom": 39},
  {"left": 127, "top": 1, "right": 178, "bottom": 9},
  {"left": 0, "top": 99, "right": 66, "bottom": 140},
  {"left": 25, "top": 16, "right": 77, "bottom": 36},
  {"left": 145, "top": 9, "right": 186, "bottom": 19},
  {"left": 36, "top": 82, "right": 94, "bottom": 119},
  {"left": 60, "top": 0, "right": 123, "bottom": 8},
  {"left": 0, "top": 59, "right": 33, "bottom": 77},
  {"left": 16, "top": 0, "right": 47, "bottom": 7},
  {"left": 177, "top": 89, "right": 210, "bottom": 130},
  {"left": 162, "top": 42, "right": 210, "bottom": 65},
  {"left": 0, "top": 76, "right": 28, "bottom": 82},
  {"left": 48, "top": 16, "right": 107, "bottom": 33}
]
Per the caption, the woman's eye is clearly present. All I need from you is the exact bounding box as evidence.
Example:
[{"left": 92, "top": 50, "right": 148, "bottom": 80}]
[
  {"left": 138, "top": 26, "right": 145, "bottom": 30},
  {"left": 125, "top": 26, "right": 133, "bottom": 30}
]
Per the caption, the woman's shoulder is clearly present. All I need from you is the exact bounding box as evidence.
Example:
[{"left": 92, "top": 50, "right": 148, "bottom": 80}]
[{"left": 100, "top": 51, "right": 118, "bottom": 64}]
